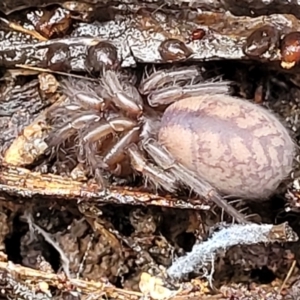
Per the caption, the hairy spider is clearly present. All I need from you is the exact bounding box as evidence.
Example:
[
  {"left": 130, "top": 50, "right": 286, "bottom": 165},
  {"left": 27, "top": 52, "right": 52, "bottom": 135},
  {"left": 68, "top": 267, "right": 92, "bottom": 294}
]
[{"left": 45, "top": 65, "right": 295, "bottom": 224}]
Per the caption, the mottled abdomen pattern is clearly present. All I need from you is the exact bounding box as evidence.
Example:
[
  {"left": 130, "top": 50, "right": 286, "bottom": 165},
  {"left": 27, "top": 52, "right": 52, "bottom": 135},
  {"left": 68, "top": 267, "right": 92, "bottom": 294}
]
[{"left": 158, "top": 94, "right": 295, "bottom": 199}]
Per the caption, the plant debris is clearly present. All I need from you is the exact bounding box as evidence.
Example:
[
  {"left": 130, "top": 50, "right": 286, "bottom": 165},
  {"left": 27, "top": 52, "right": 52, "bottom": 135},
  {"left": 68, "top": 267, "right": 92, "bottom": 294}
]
[{"left": 1, "top": 2, "right": 300, "bottom": 300}]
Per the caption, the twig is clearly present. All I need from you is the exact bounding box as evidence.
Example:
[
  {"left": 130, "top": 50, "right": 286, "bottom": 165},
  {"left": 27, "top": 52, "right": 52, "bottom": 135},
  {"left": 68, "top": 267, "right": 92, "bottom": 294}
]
[
  {"left": 16, "top": 64, "right": 98, "bottom": 81},
  {"left": 279, "top": 260, "right": 297, "bottom": 295},
  {"left": 0, "top": 165, "right": 211, "bottom": 211},
  {"left": 0, "top": 17, "right": 48, "bottom": 41},
  {"left": 167, "top": 222, "right": 298, "bottom": 280},
  {"left": 0, "top": 261, "right": 142, "bottom": 299}
]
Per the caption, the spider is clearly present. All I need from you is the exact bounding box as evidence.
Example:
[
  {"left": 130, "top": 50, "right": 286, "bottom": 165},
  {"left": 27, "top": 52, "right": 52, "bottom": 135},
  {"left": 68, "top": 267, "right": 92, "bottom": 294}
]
[{"left": 45, "top": 65, "right": 295, "bottom": 224}]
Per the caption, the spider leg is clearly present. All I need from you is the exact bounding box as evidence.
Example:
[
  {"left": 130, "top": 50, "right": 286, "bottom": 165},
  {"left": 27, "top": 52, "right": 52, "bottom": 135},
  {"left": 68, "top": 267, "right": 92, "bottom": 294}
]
[
  {"left": 79, "top": 139, "right": 106, "bottom": 187},
  {"left": 100, "top": 70, "right": 143, "bottom": 116},
  {"left": 46, "top": 113, "right": 101, "bottom": 155},
  {"left": 80, "top": 117, "right": 137, "bottom": 186},
  {"left": 139, "top": 65, "right": 200, "bottom": 95},
  {"left": 61, "top": 78, "right": 105, "bottom": 110},
  {"left": 82, "top": 117, "right": 136, "bottom": 143},
  {"left": 103, "top": 127, "right": 140, "bottom": 168},
  {"left": 127, "top": 144, "right": 177, "bottom": 193},
  {"left": 143, "top": 138, "right": 250, "bottom": 224},
  {"left": 147, "top": 81, "right": 232, "bottom": 107}
]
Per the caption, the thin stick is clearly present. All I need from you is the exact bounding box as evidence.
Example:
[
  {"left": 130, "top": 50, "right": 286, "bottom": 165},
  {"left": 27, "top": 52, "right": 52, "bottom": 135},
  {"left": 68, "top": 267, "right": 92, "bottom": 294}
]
[
  {"left": 0, "top": 17, "right": 48, "bottom": 41},
  {"left": 167, "top": 223, "right": 298, "bottom": 280},
  {"left": 0, "top": 261, "right": 142, "bottom": 299},
  {"left": 278, "top": 260, "right": 297, "bottom": 294},
  {"left": 16, "top": 64, "right": 98, "bottom": 82}
]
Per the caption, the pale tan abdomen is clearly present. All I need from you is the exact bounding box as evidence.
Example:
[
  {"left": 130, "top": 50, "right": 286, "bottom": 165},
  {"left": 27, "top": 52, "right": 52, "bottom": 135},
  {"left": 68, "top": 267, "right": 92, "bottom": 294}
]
[{"left": 158, "top": 94, "right": 295, "bottom": 199}]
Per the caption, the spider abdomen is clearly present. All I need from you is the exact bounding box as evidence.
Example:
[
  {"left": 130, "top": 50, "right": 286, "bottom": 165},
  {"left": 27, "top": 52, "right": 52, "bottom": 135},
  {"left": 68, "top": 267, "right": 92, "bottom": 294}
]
[{"left": 158, "top": 94, "right": 295, "bottom": 199}]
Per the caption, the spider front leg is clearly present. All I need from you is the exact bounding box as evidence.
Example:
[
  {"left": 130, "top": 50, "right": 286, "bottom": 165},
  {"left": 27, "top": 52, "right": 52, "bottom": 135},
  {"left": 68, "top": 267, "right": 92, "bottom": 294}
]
[
  {"left": 99, "top": 70, "right": 143, "bottom": 117},
  {"left": 139, "top": 66, "right": 232, "bottom": 107},
  {"left": 147, "top": 81, "right": 232, "bottom": 107},
  {"left": 143, "top": 139, "right": 250, "bottom": 224},
  {"left": 139, "top": 65, "right": 201, "bottom": 95},
  {"left": 61, "top": 78, "right": 106, "bottom": 111}
]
